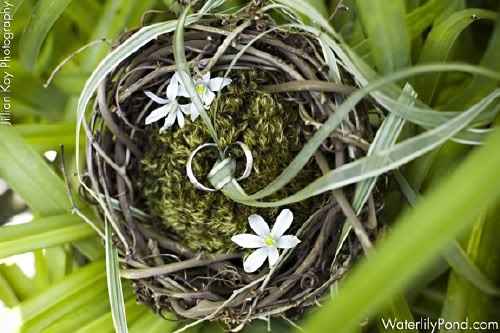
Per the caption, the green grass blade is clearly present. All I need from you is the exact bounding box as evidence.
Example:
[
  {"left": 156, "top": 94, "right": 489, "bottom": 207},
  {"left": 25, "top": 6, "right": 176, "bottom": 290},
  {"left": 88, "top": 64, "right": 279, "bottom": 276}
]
[
  {"left": 0, "top": 215, "right": 94, "bottom": 259},
  {"left": 19, "top": 0, "right": 73, "bottom": 71},
  {"left": 447, "top": 14, "right": 500, "bottom": 108},
  {"left": 406, "top": 0, "right": 448, "bottom": 37},
  {"left": 105, "top": 221, "right": 128, "bottom": 333},
  {"left": 1, "top": 260, "right": 105, "bottom": 324},
  {"left": 21, "top": 278, "right": 108, "bottom": 333},
  {"left": 221, "top": 76, "right": 500, "bottom": 207},
  {"left": 128, "top": 310, "right": 177, "bottom": 333},
  {"left": 462, "top": 201, "right": 500, "bottom": 323},
  {"left": 81, "top": 0, "right": 138, "bottom": 71},
  {"left": 352, "top": 83, "right": 417, "bottom": 212},
  {"left": 443, "top": 242, "right": 500, "bottom": 296},
  {"left": 415, "top": 9, "right": 497, "bottom": 104},
  {"left": 75, "top": 298, "right": 146, "bottom": 333},
  {"left": 0, "top": 272, "right": 19, "bottom": 307},
  {"left": 43, "top": 288, "right": 134, "bottom": 333},
  {"left": 0, "top": 264, "right": 38, "bottom": 301},
  {"left": 354, "top": 0, "right": 410, "bottom": 74},
  {"left": 0, "top": 126, "right": 70, "bottom": 215},
  {"left": 397, "top": 167, "right": 500, "bottom": 297},
  {"left": 173, "top": 6, "right": 220, "bottom": 147},
  {"left": 303, "top": 128, "right": 500, "bottom": 332},
  {"left": 222, "top": 64, "right": 500, "bottom": 204}
]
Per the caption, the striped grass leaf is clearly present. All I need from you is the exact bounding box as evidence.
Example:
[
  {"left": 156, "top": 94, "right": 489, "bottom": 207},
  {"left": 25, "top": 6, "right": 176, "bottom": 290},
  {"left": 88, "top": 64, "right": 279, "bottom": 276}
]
[
  {"left": 105, "top": 220, "right": 128, "bottom": 333},
  {"left": 303, "top": 127, "right": 500, "bottom": 332},
  {"left": 218, "top": 65, "right": 500, "bottom": 207},
  {"left": 0, "top": 126, "right": 102, "bottom": 262},
  {"left": 0, "top": 126, "right": 69, "bottom": 215},
  {"left": 19, "top": 0, "right": 74, "bottom": 71},
  {"left": 354, "top": 0, "right": 410, "bottom": 74},
  {"left": 396, "top": 168, "right": 500, "bottom": 297},
  {"left": 43, "top": 287, "right": 134, "bottom": 333},
  {"left": 0, "top": 272, "right": 19, "bottom": 307},
  {"left": 0, "top": 264, "right": 39, "bottom": 301},
  {"left": 447, "top": 14, "right": 500, "bottom": 108},
  {"left": 0, "top": 260, "right": 105, "bottom": 328},
  {"left": 415, "top": 9, "right": 497, "bottom": 105},
  {"left": 81, "top": 0, "right": 147, "bottom": 71},
  {"left": 352, "top": 83, "right": 417, "bottom": 212},
  {"left": 128, "top": 310, "right": 177, "bottom": 333},
  {"left": 173, "top": 6, "right": 220, "bottom": 147},
  {"left": 20, "top": 278, "right": 108, "bottom": 333},
  {"left": 334, "top": 83, "right": 417, "bottom": 264},
  {"left": 458, "top": 202, "right": 500, "bottom": 323},
  {"left": 443, "top": 242, "right": 500, "bottom": 297},
  {"left": 15, "top": 122, "right": 78, "bottom": 153},
  {"left": 75, "top": 298, "right": 147, "bottom": 333}
]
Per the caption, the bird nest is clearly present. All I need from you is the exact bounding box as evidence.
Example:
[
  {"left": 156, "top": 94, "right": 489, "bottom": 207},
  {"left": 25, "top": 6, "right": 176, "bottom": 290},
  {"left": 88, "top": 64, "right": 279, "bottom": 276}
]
[{"left": 80, "top": 5, "right": 381, "bottom": 331}]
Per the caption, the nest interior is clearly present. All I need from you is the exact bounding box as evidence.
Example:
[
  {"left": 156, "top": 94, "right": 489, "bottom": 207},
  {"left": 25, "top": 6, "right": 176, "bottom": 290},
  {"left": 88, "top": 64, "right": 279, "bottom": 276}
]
[{"left": 83, "top": 9, "right": 380, "bottom": 329}]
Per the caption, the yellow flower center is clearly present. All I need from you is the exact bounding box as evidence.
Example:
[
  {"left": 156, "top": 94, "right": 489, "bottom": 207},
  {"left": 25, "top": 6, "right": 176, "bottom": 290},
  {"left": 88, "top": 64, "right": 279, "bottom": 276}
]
[
  {"left": 195, "top": 84, "right": 206, "bottom": 95},
  {"left": 264, "top": 235, "right": 276, "bottom": 246}
]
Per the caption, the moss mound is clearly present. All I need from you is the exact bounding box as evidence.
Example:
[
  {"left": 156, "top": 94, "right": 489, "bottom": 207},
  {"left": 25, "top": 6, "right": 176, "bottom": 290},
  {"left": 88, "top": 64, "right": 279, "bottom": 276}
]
[{"left": 136, "top": 71, "right": 325, "bottom": 252}]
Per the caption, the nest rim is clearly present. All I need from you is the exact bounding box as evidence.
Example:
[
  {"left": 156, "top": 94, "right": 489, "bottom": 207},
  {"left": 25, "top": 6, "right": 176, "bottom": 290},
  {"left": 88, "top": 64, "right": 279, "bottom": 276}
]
[{"left": 81, "top": 7, "right": 380, "bottom": 330}]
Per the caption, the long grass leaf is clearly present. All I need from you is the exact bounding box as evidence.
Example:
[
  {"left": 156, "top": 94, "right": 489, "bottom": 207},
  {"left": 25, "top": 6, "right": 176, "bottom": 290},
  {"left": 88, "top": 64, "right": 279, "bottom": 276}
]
[
  {"left": 75, "top": 298, "right": 146, "bottom": 333},
  {"left": 303, "top": 127, "right": 500, "bottom": 332},
  {"left": 19, "top": 0, "right": 73, "bottom": 70},
  {"left": 105, "top": 221, "right": 128, "bottom": 333},
  {"left": 447, "top": 14, "right": 500, "bottom": 108},
  {"left": 415, "top": 9, "right": 497, "bottom": 104},
  {"left": 0, "top": 126, "right": 69, "bottom": 215},
  {"left": 21, "top": 278, "right": 108, "bottom": 333},
  {"left": 396, "top": 169, "right": 500, "bottom": 297},
  {"left": 1, "top": 260, "right": 105, "bottom": 323},
  {"left": 444, "top": 243, "right": 500, "bottom": 296},
  {"left": 218, "top": 66, "right": 500, "bottom": 207},
  {"left": 173, "top": 6, "right": 220, "bottom": 147},
  {"left": 0, "top": 272, "right": 19, "bottom": 307},
  {"left": 355, "top": 0, "right": 410, "bottom": 74},
  {"left": 352, "top": 84, "right": 417, "bottom": 212},
  {"left": 0, "top": 216, "right": 94, "bottom": 259}
]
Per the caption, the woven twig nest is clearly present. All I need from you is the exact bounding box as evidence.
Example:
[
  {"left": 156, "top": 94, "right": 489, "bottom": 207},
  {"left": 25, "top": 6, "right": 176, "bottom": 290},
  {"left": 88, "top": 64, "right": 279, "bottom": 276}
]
[{"left": 81, "top": 3, "right": 381, "bottom": 330}]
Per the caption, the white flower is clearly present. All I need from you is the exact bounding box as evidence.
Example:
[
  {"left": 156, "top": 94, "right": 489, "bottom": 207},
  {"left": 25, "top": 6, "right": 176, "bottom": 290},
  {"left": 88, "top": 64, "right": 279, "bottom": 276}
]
[
  {"left": 178, "top": 72, "right": 232, "bottom": 120},
  {"left": 231, "top": 209, "right": 301, "bottom": 273},
  {"left": 144, "top": 74, "right": 190, "bottom": 132}
]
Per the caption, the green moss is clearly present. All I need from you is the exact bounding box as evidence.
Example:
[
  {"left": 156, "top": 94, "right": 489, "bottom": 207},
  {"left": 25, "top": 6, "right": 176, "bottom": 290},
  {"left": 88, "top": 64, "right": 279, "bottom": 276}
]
[{"left": 137, "top": 71, "right": 325, "bottom": 253}]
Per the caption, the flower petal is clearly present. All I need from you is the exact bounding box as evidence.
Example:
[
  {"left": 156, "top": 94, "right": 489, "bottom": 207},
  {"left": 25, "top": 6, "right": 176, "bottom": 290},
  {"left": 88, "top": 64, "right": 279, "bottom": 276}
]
[
  {"left": 177, "top": 84, "right": 190, "bottom": 98},
  {"left": 166, "top": 75, "right": 180, "bottom": 101},
  {"left": 202, "top": 89, "right": 216, "bottom": 106},
  {"left": 159, "top": 111, "right": 177, "bottom": 132},
  {"left": 248, "top": 214, "right": 270, "bottom": 237},
  {"left": 276, "top": 235, "right": 301, "bottom": 249},
  {"left": 271, "top": 209, "right": 294, "bottom": 238},
  {"left": 145, "top": 91, "right": 169, "bottom": 104},
  {"left": 201, "top": 72, "right": 211, "bottom": 84},
  {"left": 179, "top": 103, "right": 191, "bottom": 115},
  {"left": 145, "top": 105, "right": 170, "bottom": 125},
  {"left": 177, "top": 109, "right": 185, "bottom": 128},
  {"left": 231, "top": 234, "right": 264, "bottom": 248},
  {"left": 243, "top": 247, "right": 268, "bottom": 273},
  {"left": 209, "top": 77, "right": 232, "bottom": 92},
  {"left": 267, "top": 247, "right": 279, "bottom": 267},
  {"left": 190, "top": 103, "right": 200, "bottom": 121}
]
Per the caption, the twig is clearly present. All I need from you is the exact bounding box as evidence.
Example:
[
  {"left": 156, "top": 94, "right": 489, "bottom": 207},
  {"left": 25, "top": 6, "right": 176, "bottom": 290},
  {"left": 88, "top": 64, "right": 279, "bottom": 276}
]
[
  {"left": 59, "top": 145, "right": 105, "bottom": 239},
  {"left": 44, "top": 39, "right": 109, "bottom": 88},
  {"left": 121, "top": 253, "right": 243, "bottom": 279}
]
